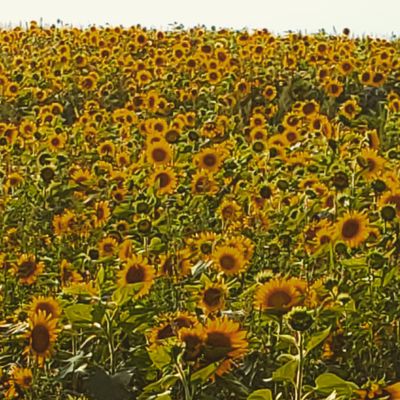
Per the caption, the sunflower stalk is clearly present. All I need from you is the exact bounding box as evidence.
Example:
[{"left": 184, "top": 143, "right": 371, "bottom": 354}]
[{"left": 294, "top": 332, "right": 304, "bottom": 400}]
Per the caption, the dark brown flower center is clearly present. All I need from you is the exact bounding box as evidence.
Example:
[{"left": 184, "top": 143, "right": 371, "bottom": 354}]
[
  {"left": 267, "top": 290, "right": 292, "bottom": 308},
  {"left": 125, "top": 265, "right": 145, "bottom": 283},
  {"left": 342, "top": 218, "right": 360, "bottom": 238},
  {"left": 31, "top": 325, "right": 50, "bottom": 354},
  {"left": 203, "top": 288, "right": 223, "bottom": 307},
  {"left": 152, "top": 148, "right": 167, "bottom": 162},
  {"left": 220, "top": 254, "right": 236, "bottom": 270}
]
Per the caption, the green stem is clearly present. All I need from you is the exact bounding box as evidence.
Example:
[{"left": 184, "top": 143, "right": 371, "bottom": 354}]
[{"left": 295, "top": 332, "right": 304, "bottom": 400}]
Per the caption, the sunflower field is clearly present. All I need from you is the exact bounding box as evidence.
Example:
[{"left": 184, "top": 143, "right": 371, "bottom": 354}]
[{"left": 1, "top": 21, "right": 400, "bottom": 400}]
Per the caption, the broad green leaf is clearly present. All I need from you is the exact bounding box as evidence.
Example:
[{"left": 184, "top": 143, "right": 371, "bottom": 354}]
[
  {"left": 191, "top": 362, "right": 219, "bottom": 384},
  {"left": 272, "top": 359, "right": 298, "bottom": 384},
  {"left": 148, "top": 345, "right": 171, "bottom": 370},
  {"left": 247, "top": 388, "right": 273, "bottom": 400},
  {"left": 315, "top": 373, "right": 358, "bottom": 397},
  {"left": 306, "top": 327, "right": 331, "bottom": 354},
  {"left": 64, "top": 304, "right": 93, "bottom": 323},
  {"left": 112, "top": 283, "right": 143, "bottom": 306}
]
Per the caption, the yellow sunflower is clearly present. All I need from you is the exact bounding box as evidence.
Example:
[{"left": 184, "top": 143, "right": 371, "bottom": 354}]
[
  {"left": 117, "top": 254, "right": 155, "bottom": 298},
  {"left": 336, "top": 211, "right": 370, "bottom": 248},
  {"left": 28, "top": 296, "right": 61, "bottom": 320},
  {"left": 179, "top": 325, "right": 205, "bottom": 362},
  {"left": 199, "top": 281, "right": 228, "bottom": 314},
  {"left": 202, "top": 317, "right": 248, "bottom": 377},
  {"left": 212, "top": 245, "right": 247, "bottom": 275},
  {"left": 186, "top": 231, "right": 219, "bottom": 261},
  {"left": 254, "top": 278, "right": 302, "bottom": 313},
  {"left": 25, "top": 310, "right": 58, "bottom": 366},
  {"left": 191, "top": 171, "right": 218, "bottom": 195},
  {"left": 149, "top": 167, "right": 178, "bottom": 195},
  {"left": 217, "top": 199, "right": 242, "bottom": 222},
  {"left": 92, "top": 201, "right": 111, "bottom": 228},
  {"left": 379, "top": 188, "right": 400, "bottom": 217},
  {"left": 359, "top": 148, "right": 386, "bottom": 179},
  {"left": 195, "top": 147, "right": 225, "bottom": 173},
  {"left": 5, "top": 366, "right": 33, "bottom": 398},
  {"left": 14, "top": 254, "right": 44, "bottom": 285},
  {"left": 146, "top": 140, "right": 172, "bottom": 165},
  {"left": 98, "top": 236, "right": 118, "bottom": 257}
]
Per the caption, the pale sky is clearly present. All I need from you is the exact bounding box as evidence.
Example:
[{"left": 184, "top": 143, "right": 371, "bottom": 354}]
[{"left": 1, "top": 0, "right": 399, "bottom": 38}]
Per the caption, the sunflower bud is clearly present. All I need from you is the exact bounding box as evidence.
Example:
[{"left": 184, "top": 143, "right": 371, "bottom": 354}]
[
  {"left": 40, "top": 166, "right": 55, "bottom": 184},
  {"left": 332, "top": 171, "right": 348, "bottom": 190},
  {"left": 372, "top": 179, "right": 387, "bottom": 193},
  {"left": 381, "top": 205, "right": 396, "bottom": 221},
  {"left": 286, "top": 307, "right": 314, "bottom": 332}
]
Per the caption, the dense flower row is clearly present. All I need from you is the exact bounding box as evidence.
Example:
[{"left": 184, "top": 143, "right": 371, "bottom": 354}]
[{"left": 0, "top": 21, "right": 400, "bottom": 399}]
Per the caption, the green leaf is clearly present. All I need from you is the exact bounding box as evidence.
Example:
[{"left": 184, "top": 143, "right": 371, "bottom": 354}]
[
  {"left": 148, "top": 345, "right": 171, "bottom": 370},
  {"left": 247, "top": 388, "right": 273, "bottom": 400},
  {"left": 272, "top": 359, "right": 298, "bottom": 384},
  {"left": 141, "top": 374, "right": 179, "bottom": 397},
  {"left": 64, "top": 304, "right": 93, "bottom": 323},
  {"left": 306, "top": 327, "right": 331, "bottom": 354},
  {"left": 96, "top": 266, "right": 105, "bottom": 285},
  {"left": 191, "top": 362, "right": 219, "bottom": 384},
  {"left": 315, "top": 373, "right": 358, "bottom": 397},
  {"left": 112, "top": 284, "right": 143, "bottom": 306}
]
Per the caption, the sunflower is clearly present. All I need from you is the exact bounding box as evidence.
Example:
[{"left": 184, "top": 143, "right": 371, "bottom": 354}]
[
  {"left": 146, "top": 140, "right": 172, "bottom": 165},
  {"left": 359, "top": 148, "right": 385, "bottom": 179},
  {"left": 223, "top": 235, "right": 255, "bottom": 262},
  {"left": 117, "top": 254, "right": 155, "bottom": 298},
  {"left": 217, "top": 199, "right": 242, "bottom": 222},
  {"left": 48, "top": 133, "right": 66, "bottom": 152},
  {"left": 93, "top": 201, "right": 111, "bottom": 228},
  {"left": 336, "top": 211, "right": 370, "bottom": 248},
  {"left": 179, "top": 326, "right": 205, "bottom": 362},
  {"left": 14, "top": 254, "right": 44, "bottom": 285},
  {"left": 29, "top": 296, "right": 61, "bottom": 320},
  {"left": 119, "top": 239, "right": 134, "bottom": 260},
  {"left": 379, "top": 188, "right": 400, "bottom": 217},
  {"left": 255, "top": 278, "right": 302, "bottom": 313},
  {"left": 25, "top": 310, "right": 58, "bottom": 365},
  {"left": 191, "top": 171, "right": 218, "bottom": 195},
  {"left": 5, "top": 366, "right": 33, "bottom": 398},
  {"left": 202, "top": 317, "right": 248, "bottom": 377},
  {"left": 98, "top": 236, "right": 118, "bottom": 257},
  {"left": 60, "top": 259, "right": 82, "bottom": 286},
  {"left": 199, "top": 281, "right": 228, "bottom": 314},
  {"left": 149, "top": 167, "right": 178, "bottom": 195},
  {"left": 195, "top": 147, "right": 225, "bottom": 173},
  {"left": 339, "top": 98, "right": 361, "bottom": 120},
  {"left": 212, "top": 245, "right": 247, "bottom": 275},
  {"left": 186, "top": 231, "right": 219, "bottom": 261}
]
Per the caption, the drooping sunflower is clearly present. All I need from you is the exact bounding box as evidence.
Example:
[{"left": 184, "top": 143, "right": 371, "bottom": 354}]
[
  {"left": 191, "top": 171, "right": 218, "bottom": 195},
  {"left": 178, "top": 326, "right": 205, "bottom": 362},
  {"left": 14, "top": 254, "right": 44, "bottom": 285},
  {"left": 149, "top": 167, "right": 178, "bottom": 195},
  {"left": 379, "top": 188, "right": 400, "bottom": 217},
  {"left": 117, "top": 254, "right": 155, "bottom": 298},
  {"left": 60, "top": 259, "right": 83, "bottom": 286},
  {"left": 212, "top": 245, "right": 247, "bottom": 275},
  {"left": 146, "top": 140, "right": 172, "bottom": 165},
  {"left": 359, "top": 148, "right": 386, "bottom": 179},
  {"left": 199, "top": 281, "right": 228, "bottom": 314},
  {"left": 28, "top": 296, "right": 61, "bottom": 320},
  {"left": 336, "top": 211, "right": 370, "bottom": 248},
  {"left": 255, "top": 278, "right": 302, "bottom": 313},
  {"left": 202, "top": 317, "right": 248, "bottom": 377},
  {"left": 25, "top": 310, "right": 58, "bottom": 365}
]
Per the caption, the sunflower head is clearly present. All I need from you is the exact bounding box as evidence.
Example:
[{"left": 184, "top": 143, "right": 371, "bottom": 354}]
[
  {"left": 117, "top": 254, "right": 155, "bottom": 298},
  {"left": 29, "top": 296, "right": 61, "bottom": 320},
  {"left": 255, "top": 278, "right": 303, "bottom": 313},
  {"left": 212, "top": 245, "right": 247, "bottom": 275},
  {"left": 336, "top": 211, "right": 370, "bottom": 248},
  {"left": 14, "top": 254, "right": 44, "bottom": 285},
  {"left": 200, "top": 281, "right": 228, "bottom": 314},
  {"left": 25, "top": 310, "right": 58, "bottom": 366},
  {"left": 202, "top": 317, "right": 248, "bottom": 377}
]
